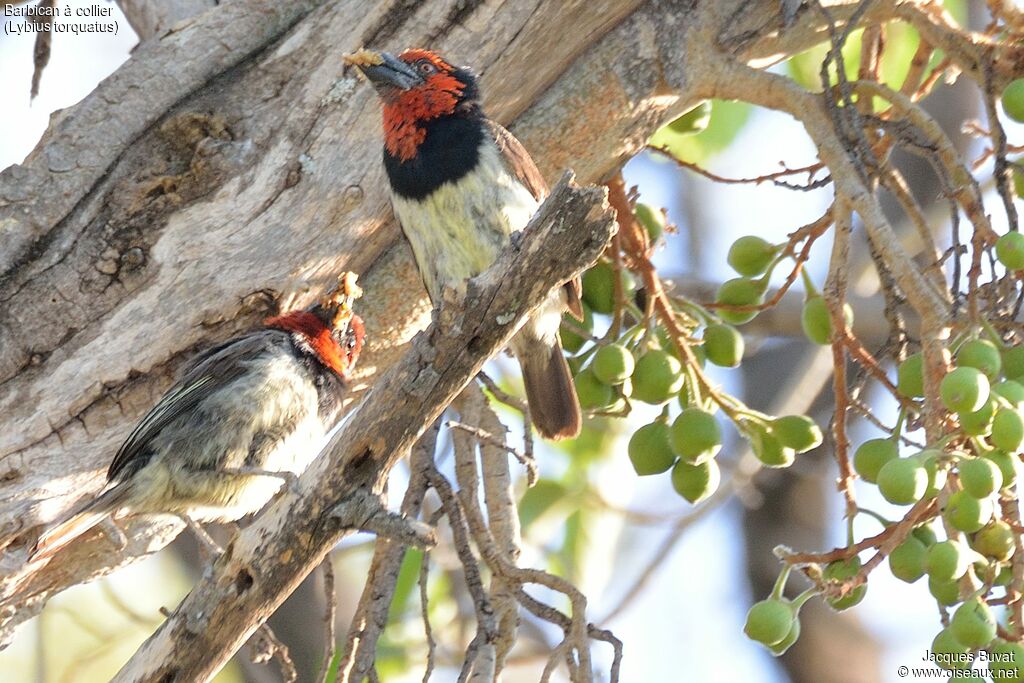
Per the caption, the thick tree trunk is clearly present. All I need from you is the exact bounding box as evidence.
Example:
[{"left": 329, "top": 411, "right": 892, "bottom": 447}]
[{"left": 0, "top": 0, "right": 912, "bottom": 651}]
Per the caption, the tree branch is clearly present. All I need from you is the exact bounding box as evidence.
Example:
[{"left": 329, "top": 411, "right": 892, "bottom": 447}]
[{"left": 109, "top": 174, "right": 616, "bottom": 682}]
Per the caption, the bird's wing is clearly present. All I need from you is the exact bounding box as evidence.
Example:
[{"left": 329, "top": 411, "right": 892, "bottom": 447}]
[
  {"left": 107, "top": 331, "right": 283, "bottom": 481},
  {"left": 487, "top": 119, "right": 548, "bottom": 201},
  {"left": 487, "top": 120, "right": 583, "bottom": 319}
]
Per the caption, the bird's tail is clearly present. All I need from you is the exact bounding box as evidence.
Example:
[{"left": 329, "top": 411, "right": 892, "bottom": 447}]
[
  {"left": 29, "top": 486, "right": 127, "bottom": 562},
  {"left": 517, "top": 337, "right": 582, "bottom": 440}
]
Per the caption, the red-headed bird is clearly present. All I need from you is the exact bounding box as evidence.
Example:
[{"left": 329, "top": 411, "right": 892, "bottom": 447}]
[
  {"left": 348, "top": 48, "right": 582, "bottom": 440},
  {"left": 30, "top": 276, "right": 366, "bottom": 561}
]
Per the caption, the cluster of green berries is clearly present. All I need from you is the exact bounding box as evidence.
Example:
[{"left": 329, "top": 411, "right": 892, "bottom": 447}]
[
  {"left": 715, "top": 233, "right": 856, "bottom": 346},
  {"left": 566, "top": 217, "right": 823, "bottom": 506},
  {"left": 874, "top": 336, "right": 1024, "bottom": 509},
  {"left": 743, "top": 568, "right": 816, "bottom": 658},
  {"left": 742, "top": 76, "right": 1024, "bottom": 667},
  {"left": 830, "top": 334, "right": 1024, "bottom": 669}
]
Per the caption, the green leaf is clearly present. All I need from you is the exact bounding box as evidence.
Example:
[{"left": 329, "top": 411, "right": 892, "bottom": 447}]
[
  {"left": 555, "top": 510, "right": 586, "bottom": 583},
  {"left": 519, "top": 479, "right": 568, "bottom": 530},
  {"left": 387, "top": 548, "right": 423, "bottom": 622},
  {"left": 787, "top": 28, "right": 864, "bottom": 91}
]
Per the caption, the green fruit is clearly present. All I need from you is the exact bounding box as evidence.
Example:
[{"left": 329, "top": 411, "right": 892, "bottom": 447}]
[
  {"left": 985, "top": 450, "right": 1018, "bottom": 489},
  {"left": 743, "top": 599, "right": 794, "bottom": 646},
  {"left": 960, "top": 399, "right": 995, "bottom": 436},
  {"left": 995, "top": 380, "right": 1024, "bottom": 407},
  {"left": 928, "top": 576, "right": 962, "bottom": 606},
  {"left": 574, "top": 368, "right": 615, "bottom": 410},
  {"left": 996, "top": 565, "right": 1015, "bottom": 586},
  {"left": 581, "top": 262, "right": 621, "bottom": 314},
  {"left": 945, "top": 490, "right": 993, "bottom": 534},
  {"left": 989, "top": 639, "right": 1024, "bottom": 681},
  {"left": 715, "top": 278, "right": 765, "bottom": 325},
  {"left": 941, "top": 367, "right": 990, "bottom": 414},
  {"left": 631, "top": 349, "right": 684, "bottom": 404},
  {"left": 676, "top": 379, "right": 691, "bottom": 409},
  {"left": 768, "top": 617, "right": 800, "bottom": 657},
  {"left": 927, "top": 540, "right": 970, "bottom": 582},
  {"left": 823, "top": 557, "right": 866, "bottom": 610},
  {"left": 913, "top": 524, "right": 939, "bottom": 547},
  {"left": 771, "top": 415, "right": 823, "bottom": 453},
  {"left": 1003, "top": 346, "right": 1024, "bottom": 382},
  {"left": 560, "top": 306, "right": 593, "bottom": 353},
  {"left": 957, "top": 339, "right": 1002, "bottom": 380},
  {"left": 752, "top": 431, "right": 796, "bottom": 468},
  {"left": 992, "top": 408, "right": 1024, "bottom": 452},
  {"left": 931, "top": 628, "right": 972, "bottom": 671},
  {"left": 634, "top": 203, "right": 665, "bottom": 243},
  {"left": 997, "top": 232, "right": 1024, "bottom": 271},
  {"left": 918, "top": 450, "right": 948, "bottom": 499},
  {"left": 951, "top": 598, "right": 997, "bottom": 649},
  {"left": 960, "top": 457, "right": 1003, "bottom": 499},
  {"left": 671, "top": 458, "right": 720, "bottom": 504},
  {"left": 877, "top": 457, "right": 928, "bottom": 505},
  {"left": 1003, "top": 79, "right": 1024, "bottom": 123},
  {"left": 666, "top": 101, "right": 712, "bottom": 135},
  {"left": 592, "top": 344, "right": 635, "bottom": 385},
  {"left": 727, "top": 235, "right": 776, "bottom": 277},
  {"left": 627, "top": 421, "right": 677, "bottom": 476},
  {"left": 702, "top": 323, "right": 744, "bottom": 367},
  {"left": 669, "top": 408, "right": 722, "bottom": 464},
  {"left": 853, "top": 438, "right": 898, "bottom": 483},
  {"left": 801, "top": 295, "right": 853, "bottom": 345},
  {"left": 973, "top": 520, "right": 1015, "bottom": 561},
  {"left": 897, "top": 352, "right": 925, "bottom": 398},
  {"left": 889, "top": 535, "right": 927, "bottom": 583}
]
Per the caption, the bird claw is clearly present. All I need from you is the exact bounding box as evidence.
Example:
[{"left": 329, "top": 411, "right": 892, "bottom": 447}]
[
  {"left": 176, "top": 514, "right": 223, "bottom": 559},
  {"left": 221, "top": 466, "right": 302, "bottom": 497},
  {"left": 509, "top": 230, "right": 525, "bottom": 251}
]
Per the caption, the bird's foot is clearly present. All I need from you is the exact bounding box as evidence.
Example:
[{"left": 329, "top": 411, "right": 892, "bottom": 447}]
[
  {"left": 177, "top": 514, "right": 223, "bottom": 560},
  {"left": 509, "top": 229, "right": 525, "bottom": 251},
  {"left": 220, "top": 466, "right": 302, "bottom": 497}
]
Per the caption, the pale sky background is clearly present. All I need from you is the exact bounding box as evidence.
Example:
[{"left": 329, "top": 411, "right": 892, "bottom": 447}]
[{"left": 2, "top": 1, "right": 1020, "bottom": 681}]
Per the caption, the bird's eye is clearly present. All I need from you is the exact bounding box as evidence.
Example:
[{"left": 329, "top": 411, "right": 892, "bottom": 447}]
[
  {"left": 347, "top": 336, "right": 357, "bottom": 349},
  {"left": 418, "top": 61, "right": 436, "bottom": 75}
]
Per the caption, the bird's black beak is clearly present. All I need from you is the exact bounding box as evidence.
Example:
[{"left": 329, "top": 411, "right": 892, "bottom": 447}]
[{"left": 347, "top": 50, "right": 423, "bottom": 92}]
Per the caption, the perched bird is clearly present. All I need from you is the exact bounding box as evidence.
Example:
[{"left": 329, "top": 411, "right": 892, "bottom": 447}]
[
  {"left": 30, "top": 275, "right": 366, "bottom": 561},
  {"left": 347, "top": 48, "right": 583, "bottom": 440}
]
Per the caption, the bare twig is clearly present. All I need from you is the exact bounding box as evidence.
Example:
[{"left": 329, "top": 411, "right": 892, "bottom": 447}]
[
  {"left": 315, "top": 557, "right": 337, "bottom": 683},
  {"left": 337, "top": 426, "right": 438, "bottom": 683}
]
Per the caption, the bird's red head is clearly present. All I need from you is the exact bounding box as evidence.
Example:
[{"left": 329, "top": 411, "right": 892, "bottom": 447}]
[
  {"left": 346, "top": 48, "right": 478, "bottom": 162},
  {"left": 265, "top": 311, "right": 365, "bottom": 380},
  {"left": 264, "top": 273, "right": 366, "bottom": 380}
]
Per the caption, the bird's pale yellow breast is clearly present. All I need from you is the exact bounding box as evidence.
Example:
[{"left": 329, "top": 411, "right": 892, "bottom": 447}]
[{"left": 390, "top": 141, "right": 539, "bottom": 303}]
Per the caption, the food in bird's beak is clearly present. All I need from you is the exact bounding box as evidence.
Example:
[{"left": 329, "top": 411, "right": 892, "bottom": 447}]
[{"left": 342, "top": 48, "right": 384, "bottom": 67}]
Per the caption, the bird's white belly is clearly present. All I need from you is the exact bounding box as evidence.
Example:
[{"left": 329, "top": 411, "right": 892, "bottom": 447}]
[{"left": 390, "top": 142, "right": 539, "bottom": 303}]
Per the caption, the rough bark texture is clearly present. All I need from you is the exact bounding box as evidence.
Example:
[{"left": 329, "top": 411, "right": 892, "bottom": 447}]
[
  {"left": 111, "top": 174, "right": 616, "bottom": 682},
  {"left": 117, "top": 0, "right": 219, "bottom": 40},
  {"left": 0, "top": 0, "right": 916, "bottom": 651}
]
